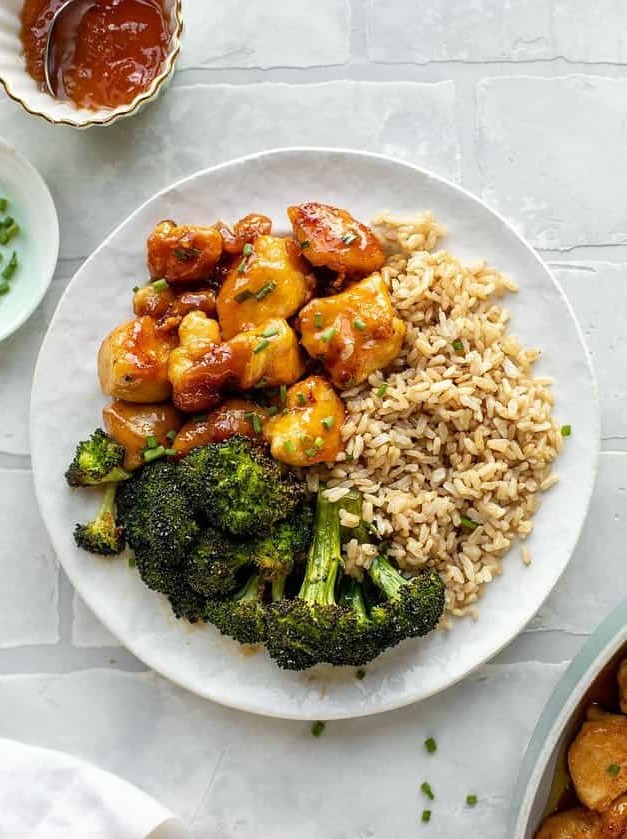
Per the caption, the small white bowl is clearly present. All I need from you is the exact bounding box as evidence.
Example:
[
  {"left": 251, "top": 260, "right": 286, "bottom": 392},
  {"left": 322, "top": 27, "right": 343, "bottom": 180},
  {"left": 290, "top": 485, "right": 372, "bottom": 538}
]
[
  {"left": 510, "top": 598, "right": 627, "bottom": 837},
  {"left": 0, "top": 136, "right": 59, "bottom": 341},
  {"left": 0, "top": 0, "right": 182, "bottom": 128}
]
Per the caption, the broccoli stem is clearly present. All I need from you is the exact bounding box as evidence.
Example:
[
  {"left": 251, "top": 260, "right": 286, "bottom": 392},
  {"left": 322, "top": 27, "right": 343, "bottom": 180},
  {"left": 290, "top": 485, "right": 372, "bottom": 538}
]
[
  {"left": 99, "top": 483, "right": 118, "bottom": 522},
  {"left": 236, "top": 573, "right": 264, "bottom": 603},
  {"left": 340, "top": 576, "right": 369, "bottom": 622},
  {"left": 367, "top": 554, "right": 404, "bottom": 600},
  {"left": 299, "top": 492, "right": 342, "bottom": 606},
  {"left": 271, "top": 573, "right": 287, "bottom": 601}
]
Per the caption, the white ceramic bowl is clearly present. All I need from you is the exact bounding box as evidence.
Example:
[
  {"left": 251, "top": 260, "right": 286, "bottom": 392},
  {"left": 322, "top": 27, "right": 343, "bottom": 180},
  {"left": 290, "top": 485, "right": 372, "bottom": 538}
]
[
  {"left": 0, "top": 136, "right": 59, "bottom": 341},
  {"left": 510, "top": 598, "right": 627, "bottom": 837},
  {"left": 0, "top": 0, "right": 182, "bottom": 128}
]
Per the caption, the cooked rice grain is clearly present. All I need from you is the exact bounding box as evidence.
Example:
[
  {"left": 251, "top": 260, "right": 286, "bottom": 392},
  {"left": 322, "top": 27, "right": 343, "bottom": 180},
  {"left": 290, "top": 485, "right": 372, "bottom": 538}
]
[{"left": 314, "top": 213, "right": 562, "bottom": 620}]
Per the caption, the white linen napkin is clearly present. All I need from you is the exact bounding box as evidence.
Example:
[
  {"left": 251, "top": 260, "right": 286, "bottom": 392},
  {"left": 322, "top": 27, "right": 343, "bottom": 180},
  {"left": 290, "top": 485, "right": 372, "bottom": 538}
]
[{"left": 0, "top": 739, "right": 191, "bottom": 839}]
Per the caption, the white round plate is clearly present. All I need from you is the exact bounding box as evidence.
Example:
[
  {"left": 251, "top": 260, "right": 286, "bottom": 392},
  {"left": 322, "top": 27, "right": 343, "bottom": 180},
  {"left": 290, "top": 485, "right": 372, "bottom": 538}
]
[
  {"left": 30, "top": 148, "right": 599, "bottom": 719},
  {"left": 0, "top": 137, "right": 59, "bottom": 342}
]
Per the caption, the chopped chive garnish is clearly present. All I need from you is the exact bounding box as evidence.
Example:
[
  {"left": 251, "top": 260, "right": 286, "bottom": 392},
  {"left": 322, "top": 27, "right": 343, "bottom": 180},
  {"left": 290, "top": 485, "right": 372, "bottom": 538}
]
[
  {"left": 452, "top": 339, "right": 464, "bottom": 352},
  {"left": 237, "top": 258, "right": 247, "bottom": 272},
  {"left": 0, "top": 280, "right": 9, "bottom": 295},
  {"left": 0, "top": 198, "right": 7, "bottom": 212},
  {"left": 342, "top": 231, "right": 358, "bottom": 245},
  {"left": 466, "top": 794, "right": 478, "bottom": 806},
  {"left": 251, "top": 415, "right": 262, "bottom": 433},
  {"left": 191, "top": 414, "right": 207, "bottom": 423},
  {"left": 421, "top": 782, "right": 435, "bottom": 801},
  {"left": 561, "top": 424, "right": 572, "bottom": 437},
  {"left": 1, "top": 252, "right": 18, "bottom": 281},
  {"left": 421, "top": 810, "right": 431, "bottom": 823},
  {"left": 321, "top": 415, "right": 335, "bottom": 430},
  {"left": 305, "top": 448, "right": 318, "bottom": 458},
  {"left": 355, "top": 668, "right": 366, "bottom": 680},
  {"left": 376, "top": 384, "right": 388, "bottom": 398},
  {"left": 254, "top": 378, "right": 267, "bottom": 389},
  {"left": 314, "top": 312, "right": 323, "bottom": 328},
  {"left": 128, "top": 556, "right": 136, "bottom": 568},
  {"left": 164, "top": 448, "right": 178, "bottom": 457},
  {"left": 143, "top": 445, "right": 165, "bottom": 462},
  {"left": 242, "top": 243, "right": 253, "bottom": 257},
  {"left": 235, "top": 289, "right": 254, "bottom": 303},
  {"left": 314, "top": 436, "right": 324, "bottom": 449},
  {"left": 262, "top": 326, "right": 279, "bottom": 338},
  {"left": 166, "top": 430, "right": 177, "bottom": 441},
  {"left": 311, "top": 721, "right": 325, "bottom": 737},
  {"left": 151, "top": 278, "right": 169, "bottom": 292},
  {"left": 280, "top": 384, "right": 287, "bottom": 404},
  {"left": 145, "top": 435, "right": 159, "bottom": 449},
  {"left": 297, "top": 392, "right": 307, "bottom": 406},
  {"left": 174, "top": 246, "right": 200, "bottom": 262},
  {"left": 460, "top": 516, "right": 478, "bottom": 531},
  {"left": 132, "top": 285, "right": 140, "bottom": 293},
  {"left": 607, "top": 764, "right": 621, "bottom": 776},
  {"left": 255, "top": 281, "right": 276, "bottom": 300},
  {"left": 353, "top": 318, "right": 366, "bottom": 331},
  {"left": 320, "top": 326, "right": 337, "bottom": 343},
  {"left": 268, "top": 406, "right": 279, "bottom": 416},
  {"left": 253, "top": 339, "right": 269, "bottom": 353},
  {"left": 284, "top": 439, "right": 295, "bottom": 455},
  {"left": 300, "top": 240, "right": 310, "bottom": 249},
  {"left": 0, "top": 222, "right": 19, "bottom": 245},
  {"left": 424, "top": 737, "right": 437, "bottom": 754}
]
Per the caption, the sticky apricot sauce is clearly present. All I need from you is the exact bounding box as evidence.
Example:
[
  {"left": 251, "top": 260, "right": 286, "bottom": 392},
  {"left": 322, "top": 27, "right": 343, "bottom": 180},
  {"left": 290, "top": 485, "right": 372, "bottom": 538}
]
[{"left": 20, "top": 0, "right": 171, "bottom": 110}]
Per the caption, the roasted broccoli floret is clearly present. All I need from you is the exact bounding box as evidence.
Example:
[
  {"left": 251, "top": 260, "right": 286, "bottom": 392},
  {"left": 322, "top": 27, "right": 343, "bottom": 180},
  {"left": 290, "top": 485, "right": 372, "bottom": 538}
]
[
  {"left": 73, "top": 483, "right": 125, "bottom": 555},
  {"left": 204, "top": 572, "right": 267, "bottom": 645},
  {"left": 178, "top": 437, "right": 306, "bottom": 536},
  {"left": 65, "top": 428, "right": 131, "bottom": 487},
  {"left": 367, "top": 555, "right": 445, "bottom": 644},
  {"left": 247, "top": 501, "right": 314, "bottom": 581},
  {"left": 117, "top": 460, "right": 200, "bottom": 615},
  {"left": 266, "top": 489, "right": 446, "bottom": 670},
  {"left": 265, "top": 490, "right": 345, "bottom": 670},
  {"left": 185, "top": 528, "right": 251, "bottom": 598}
]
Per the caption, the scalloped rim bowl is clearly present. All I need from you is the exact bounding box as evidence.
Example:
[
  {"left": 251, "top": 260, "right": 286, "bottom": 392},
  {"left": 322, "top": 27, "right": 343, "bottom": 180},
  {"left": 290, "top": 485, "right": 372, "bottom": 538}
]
[
  {"left": 0, "top": 0, "right": 182, "bottom": 128},
  {"left": 510, "top": 598, "right": 627, "bottom": 837}
]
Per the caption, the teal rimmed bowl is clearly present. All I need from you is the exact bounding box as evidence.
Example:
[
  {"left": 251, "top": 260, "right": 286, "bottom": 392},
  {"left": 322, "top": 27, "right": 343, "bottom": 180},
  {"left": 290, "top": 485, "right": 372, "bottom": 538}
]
[
  {"left": 0, "top": 137, "right": 59, "bottom": 341},
  {"left": 510, "top": 598, "right": 627, "bottom": 837}
]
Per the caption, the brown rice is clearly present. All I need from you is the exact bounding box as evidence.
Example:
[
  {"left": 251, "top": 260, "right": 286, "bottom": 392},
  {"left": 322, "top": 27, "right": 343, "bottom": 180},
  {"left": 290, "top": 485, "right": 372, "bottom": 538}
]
[{"left": 309, "top": 212, "right": 563, "bottom": 625}]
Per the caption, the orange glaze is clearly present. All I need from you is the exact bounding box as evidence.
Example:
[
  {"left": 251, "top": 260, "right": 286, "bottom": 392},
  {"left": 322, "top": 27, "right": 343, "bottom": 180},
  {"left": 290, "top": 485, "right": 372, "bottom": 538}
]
[{"left": 20, "top": 0, "right": 171, "bottom": 110}]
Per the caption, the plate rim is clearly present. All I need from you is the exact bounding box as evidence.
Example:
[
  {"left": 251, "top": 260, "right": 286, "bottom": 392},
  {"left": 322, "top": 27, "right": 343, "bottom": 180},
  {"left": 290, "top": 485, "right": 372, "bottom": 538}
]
[{"left": 30, "top": 146, "right": 601, "bottom": 718}]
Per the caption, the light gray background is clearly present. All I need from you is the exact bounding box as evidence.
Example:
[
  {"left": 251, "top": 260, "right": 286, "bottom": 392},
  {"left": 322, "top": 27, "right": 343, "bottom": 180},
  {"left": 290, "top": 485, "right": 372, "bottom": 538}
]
[{"left": 1, "top": 1, "right": 626, "bottom": 835}]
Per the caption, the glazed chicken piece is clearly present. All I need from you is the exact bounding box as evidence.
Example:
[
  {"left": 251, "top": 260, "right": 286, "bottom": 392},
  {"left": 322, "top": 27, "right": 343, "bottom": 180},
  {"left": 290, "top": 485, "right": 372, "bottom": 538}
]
[
  {"left": 263, "top": 375, "right": 345, "bottom": 466},
  {"left": 298, "top": 272, "right": 405, "bottom": 389},
  {"left": 568, "top": 713, "right": 627, "bottom": 811},
  {"left": 98, "top": 316, "right": 177, "bottom": 403},
  {"left": 168, "top": 311, "right": 222, "bottom": 410},
  {"left": 601, "top": 794, "right": 627, "bottom": 836},
  {"left": 217, "top": 234, "right": 314, "bottom": 339},
  {"left": 171, "top": 398, "right": 266, "bottom": 455},
  {"left": 102, "top": 400, "right": 184, "bottom": 470},
  {"left": 287, "top": 202, "right": 385, "bottom": 278},
  {"left": 147, "top": 220, "right": 223, "bottom": 284},
  {"left": 214, "top": 214, "right": 273, "bottom": 254},
  {"left": 535, "top": 808, "right": 602, "bottom": 839},
  {"left": 170, "top": 313, "right": 305, "bottom": 413},
  {"left": 133, "top": 284, "right": 217, "bottom": 326}
]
